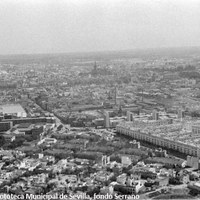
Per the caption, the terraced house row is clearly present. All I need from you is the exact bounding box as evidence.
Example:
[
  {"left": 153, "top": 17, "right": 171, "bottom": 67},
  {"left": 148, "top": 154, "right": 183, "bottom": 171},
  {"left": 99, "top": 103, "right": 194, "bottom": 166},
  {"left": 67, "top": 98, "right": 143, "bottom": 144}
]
[{"left": 116, "top": 122, "right": 200, "bottom": 158}]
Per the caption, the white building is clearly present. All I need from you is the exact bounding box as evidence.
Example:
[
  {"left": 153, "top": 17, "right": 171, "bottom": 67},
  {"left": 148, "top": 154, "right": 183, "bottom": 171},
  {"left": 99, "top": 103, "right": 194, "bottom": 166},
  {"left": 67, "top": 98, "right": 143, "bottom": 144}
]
[
  {"left": 117, "top": 123, "right": 200, "bottom": 158},
  {"left": 0, "top": 104, "right": 27, "bottom": 118}
]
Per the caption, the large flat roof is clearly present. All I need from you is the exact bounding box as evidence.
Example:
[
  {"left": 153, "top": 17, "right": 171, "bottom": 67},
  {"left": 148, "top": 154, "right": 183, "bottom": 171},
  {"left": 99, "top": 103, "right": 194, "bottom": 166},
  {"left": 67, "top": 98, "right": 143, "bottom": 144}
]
[{"left": 0, "top": 104, "right": 26, "bottom": 114}]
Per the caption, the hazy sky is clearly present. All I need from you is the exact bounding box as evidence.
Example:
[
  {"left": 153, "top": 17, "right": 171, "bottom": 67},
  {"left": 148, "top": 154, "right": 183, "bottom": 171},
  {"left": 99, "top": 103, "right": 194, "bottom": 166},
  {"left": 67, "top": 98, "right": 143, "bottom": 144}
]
[{"left": 0, "top": 0, "right": 200, "bottom": 54}]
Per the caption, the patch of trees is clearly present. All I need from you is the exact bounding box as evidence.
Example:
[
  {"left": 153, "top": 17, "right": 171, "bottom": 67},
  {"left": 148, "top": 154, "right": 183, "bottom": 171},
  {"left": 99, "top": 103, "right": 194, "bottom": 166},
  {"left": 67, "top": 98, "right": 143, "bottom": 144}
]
[
  {"left": 119, "top": 148, "right": 148, "bottom": 157},
  {"left": 4, "top": 138, "right": 25, "bottom": 149},
  {"left": 114, "top": 184, "right": 135, "bottom": 195},
  {"left": 189, "top": 188, "right": 200, "bottom": 196},
  {"left": 0, "top": 136, "right": 5, "bottom": 147},
  {"left": 86, "top": 146, "right": 114, "bottom": 154},
  {"left": 141, "top": 172, "right": 157, "bottom": 180},
  {"left": 54, "top": 143, "right": 81, "bottom": 151},
  {"left": 76, "top": 134, "right": 99, "bottom": 142},
  {"left": 75, "top": 151, "right": 102, "bottom": 160},
  {"left": 44, "top": 149, "right": 73, "bottom": 159},
  {"left": 51, "top": 133, "right": 75, "bottom": 140},
  {"left": 110, "top": 154, "right": 121, "bottom": 163},
  {"left": 169, "top": 177, "right": 181, "bottom": 185}
]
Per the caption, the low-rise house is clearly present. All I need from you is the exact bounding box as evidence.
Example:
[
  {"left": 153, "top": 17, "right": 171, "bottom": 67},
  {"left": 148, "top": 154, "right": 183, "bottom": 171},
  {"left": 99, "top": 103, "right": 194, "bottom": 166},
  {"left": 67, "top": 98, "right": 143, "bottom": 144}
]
[
  {"left": 116, "top": 173, "right": 127, "bottom": 185},
  {"left": 100, "top": 185, "right": 114, "bottom": 195},
  {"left": 134, "top": 180, "right": 146, "bottom": 194},
  {"left": 179, "top": 174, "right": 190, "bottom": 184},
  {"left": 155, "top": 176, "right": 169, "bottom": 187},
  {"left": 3, "top": 134, "right": 16, "bottom": 142}
]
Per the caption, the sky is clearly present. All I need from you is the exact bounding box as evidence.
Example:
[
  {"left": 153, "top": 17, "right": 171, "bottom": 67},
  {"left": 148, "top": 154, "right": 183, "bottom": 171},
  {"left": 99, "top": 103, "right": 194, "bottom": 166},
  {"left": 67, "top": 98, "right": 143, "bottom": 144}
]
[{"left": 0, "top": 0, "right": 200, "bottom": 54}]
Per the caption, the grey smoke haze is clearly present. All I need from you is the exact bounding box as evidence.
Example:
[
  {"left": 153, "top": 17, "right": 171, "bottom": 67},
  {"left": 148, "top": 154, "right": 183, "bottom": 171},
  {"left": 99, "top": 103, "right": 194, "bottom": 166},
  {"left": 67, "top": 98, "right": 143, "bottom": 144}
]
[{"left": 0, "top": 0, "right": 200, "bottom": 54}]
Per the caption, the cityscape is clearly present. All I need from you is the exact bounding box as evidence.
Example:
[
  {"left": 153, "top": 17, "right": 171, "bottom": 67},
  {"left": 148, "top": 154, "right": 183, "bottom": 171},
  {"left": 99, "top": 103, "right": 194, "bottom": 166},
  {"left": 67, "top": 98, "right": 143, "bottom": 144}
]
[
  {"left": 1, "top": 47, "right": 200, "bottom": 199},
  {"left": 1, "top": 0, "right": 200, "bottom": 199}
]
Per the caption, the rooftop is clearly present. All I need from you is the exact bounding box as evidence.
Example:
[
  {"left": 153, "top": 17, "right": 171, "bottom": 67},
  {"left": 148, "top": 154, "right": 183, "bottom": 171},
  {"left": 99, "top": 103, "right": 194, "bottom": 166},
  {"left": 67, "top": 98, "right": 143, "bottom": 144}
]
[
  {"left": 0, "top": 104, "right": 26, "bottom": 114},
  {"left": 119, "top": 119, "right": 200, "bottom": 148}
]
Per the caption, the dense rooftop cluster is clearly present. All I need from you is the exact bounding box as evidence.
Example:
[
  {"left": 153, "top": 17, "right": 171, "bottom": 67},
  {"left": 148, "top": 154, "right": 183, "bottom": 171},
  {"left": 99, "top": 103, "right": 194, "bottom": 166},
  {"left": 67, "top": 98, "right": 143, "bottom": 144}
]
[{"left": 1, "top": 51, "right": 200, "bottom": 199}]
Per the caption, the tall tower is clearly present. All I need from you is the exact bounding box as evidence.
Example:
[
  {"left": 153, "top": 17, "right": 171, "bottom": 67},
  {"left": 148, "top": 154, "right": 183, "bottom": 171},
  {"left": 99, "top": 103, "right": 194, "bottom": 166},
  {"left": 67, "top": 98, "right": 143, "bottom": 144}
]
[
  {"left": 127, "top": 111, "right": 133, "bottom": 121},
  {"left": 152, "top": 109, "right": 159, "bottom": 120},
  {"left": 105, "top": 111, "right": 110, "bottom": 128}
]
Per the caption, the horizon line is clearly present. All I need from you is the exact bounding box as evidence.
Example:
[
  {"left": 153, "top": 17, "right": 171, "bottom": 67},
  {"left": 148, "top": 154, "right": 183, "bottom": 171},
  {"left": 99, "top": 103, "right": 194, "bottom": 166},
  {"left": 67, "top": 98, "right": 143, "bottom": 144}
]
[{"left": 0, "top": 45, "right": 200, "bottom": 57}]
